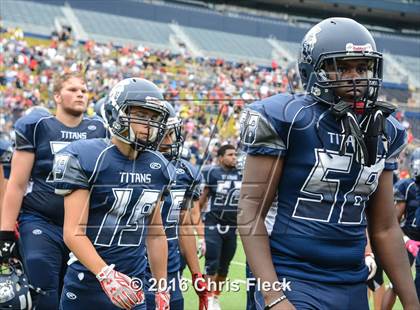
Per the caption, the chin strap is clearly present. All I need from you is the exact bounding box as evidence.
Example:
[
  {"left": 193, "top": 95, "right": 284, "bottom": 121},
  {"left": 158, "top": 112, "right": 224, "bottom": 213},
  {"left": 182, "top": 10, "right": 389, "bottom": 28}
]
[{"left": 331, "top": 101, "right": 396, "bottom": 167}]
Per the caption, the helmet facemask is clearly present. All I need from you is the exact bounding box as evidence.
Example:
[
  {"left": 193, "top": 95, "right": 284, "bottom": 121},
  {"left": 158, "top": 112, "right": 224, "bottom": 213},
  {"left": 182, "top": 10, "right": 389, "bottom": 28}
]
[
  {"left": 311, "top": 52, "right": 383, "bottom": 111},
  {"left": 310, "top": 49, "right": 391, "bottom": 167}
]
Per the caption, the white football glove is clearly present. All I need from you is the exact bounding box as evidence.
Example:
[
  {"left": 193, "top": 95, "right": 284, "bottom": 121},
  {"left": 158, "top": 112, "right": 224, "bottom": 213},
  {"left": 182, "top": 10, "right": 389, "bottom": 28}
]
[
  {"left": 96, "top": 264, "right": 144, "bottom": 309},
  {"left": 365, "top": 253, "right": 377, "bottom": 280},
  {"left": 197, "top": 238, "right": 206, "bottom": 258}
]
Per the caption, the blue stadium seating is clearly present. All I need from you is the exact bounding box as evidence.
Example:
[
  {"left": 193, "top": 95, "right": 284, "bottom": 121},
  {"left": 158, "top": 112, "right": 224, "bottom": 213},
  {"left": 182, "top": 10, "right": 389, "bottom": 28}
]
[
  {"left": 73, "top": 9, "right": 173, "bottom": 47},
  {"left": 182, "top": 27, "right": 274, "bottom": 61},
  {"left": 1, "top": 0, "right": 64, "bottom": 35}
]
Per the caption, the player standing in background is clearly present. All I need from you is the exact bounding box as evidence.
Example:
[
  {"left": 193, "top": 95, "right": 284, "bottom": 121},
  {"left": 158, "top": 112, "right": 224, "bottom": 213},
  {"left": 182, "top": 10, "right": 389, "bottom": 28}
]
[
  {"left": 0, "top": 73, "right": 107, "bottom": 309},
  {"left": 53, "top": 78, "right": 172, "bottom": 309},
  {"left": 144, "top": 102, "right": 208, "bottom": 310},
  {"left": 238, "top": 17, "right": 419, "bottom": 310},
  {"left": 200, "top": 144, "right": 242, "bottom": 310},
  {"left": 178, "top": 147, "right": 206, "bottom": 278},
  {"left": 382, "top": 147, "right": 420, "bottom": 309}
]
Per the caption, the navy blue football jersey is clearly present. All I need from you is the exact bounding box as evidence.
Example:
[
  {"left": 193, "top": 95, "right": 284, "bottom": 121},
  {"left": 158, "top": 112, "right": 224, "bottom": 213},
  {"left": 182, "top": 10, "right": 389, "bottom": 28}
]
[
  {"left": 54, "top": 138, "right": 174, "bottom": 277},
  {"left": 202, "top": 165, "right": 242, "bottom": 225},
  {"left": 0, "top": 138, "right": 12, "bottom": 179},
  {"left": 159, "top": 158, "right": 202, "bottom": 273},
  {"left": 240, "top": 93, "right": 407, "bottom": 284},
  {"left": 395, "top": 178, "right": 419, "bottom": 235},
  {"left": 14, "top": 112, "right": 107, "bottom": 225}
]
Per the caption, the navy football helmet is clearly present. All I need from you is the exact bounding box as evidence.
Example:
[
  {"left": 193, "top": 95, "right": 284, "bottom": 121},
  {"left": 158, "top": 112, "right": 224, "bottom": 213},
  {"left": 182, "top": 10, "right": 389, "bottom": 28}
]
[
  {"left": 298, "top": 17, "right": 382, "bottom": 107},
  {"left": 104, "top": 78, "right": 169, "bottom": 151},
  {"left": 94, "top": 97, "right": 107, "bottom": 120},
  {"left": 410, "top": 147, "right": 420, "bottom": 182},
  {"left": 24, "top": 106, "right": 50, "bottom": 117},
  {"left": 0, "top": 259, "right": 33, "bottom": 309},
  {"left": 160, "top": 101, "right": 183, "bottom": 160}
]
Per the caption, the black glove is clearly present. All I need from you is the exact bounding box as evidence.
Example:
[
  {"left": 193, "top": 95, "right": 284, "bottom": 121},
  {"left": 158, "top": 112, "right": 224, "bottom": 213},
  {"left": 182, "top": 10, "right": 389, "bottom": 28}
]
[{"left": 0, "top": 230, "right": 17, "bottom": 263}]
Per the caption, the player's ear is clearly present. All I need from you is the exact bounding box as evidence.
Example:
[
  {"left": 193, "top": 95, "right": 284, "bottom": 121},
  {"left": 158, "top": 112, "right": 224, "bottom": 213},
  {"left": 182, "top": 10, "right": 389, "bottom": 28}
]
[{"left": 54, "top": 92, "right": 62, "bottom": 105}]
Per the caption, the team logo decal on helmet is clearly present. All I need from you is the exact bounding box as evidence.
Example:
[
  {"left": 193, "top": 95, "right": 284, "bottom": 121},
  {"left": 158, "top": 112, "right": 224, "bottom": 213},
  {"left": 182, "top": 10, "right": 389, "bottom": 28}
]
[{"left": 301, "top": 25, "right": 322, "bottom": 64}]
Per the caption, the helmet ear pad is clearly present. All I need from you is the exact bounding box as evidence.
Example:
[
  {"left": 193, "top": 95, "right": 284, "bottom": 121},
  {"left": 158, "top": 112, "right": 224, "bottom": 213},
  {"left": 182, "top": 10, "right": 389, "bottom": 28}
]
[{"left": 104, "top": 100, "right": 129, "bottom": 137}]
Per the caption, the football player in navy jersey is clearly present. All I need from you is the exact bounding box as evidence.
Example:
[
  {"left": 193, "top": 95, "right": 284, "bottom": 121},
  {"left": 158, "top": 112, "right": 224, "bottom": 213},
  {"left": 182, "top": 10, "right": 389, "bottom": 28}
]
[
  {"left": 238, "top": 18, "right": 419, "bottom": 310},
  {"left": 0, "top": 73, "right": 107, "bottom": 309},
  {"left": 200, "top": 144, "right": 242, "bottom": 309},
  {"left": 144, "top": 102, "right": 208, "bottom": 310},
  {"left": 53, "top": 78, "right": 172, "bottom": 310},
  {"left": 382, "top": 147, "right": 420, "bottom": 309}
]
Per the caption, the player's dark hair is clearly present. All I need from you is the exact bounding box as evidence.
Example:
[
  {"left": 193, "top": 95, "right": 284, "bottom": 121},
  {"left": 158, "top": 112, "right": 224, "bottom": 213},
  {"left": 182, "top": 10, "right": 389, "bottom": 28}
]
[
  {"left": 217, "top": 144, "right": 235, "bottom": 157},
  {"left": 53, "top": 72, "right": 86, "bottom": 94}
]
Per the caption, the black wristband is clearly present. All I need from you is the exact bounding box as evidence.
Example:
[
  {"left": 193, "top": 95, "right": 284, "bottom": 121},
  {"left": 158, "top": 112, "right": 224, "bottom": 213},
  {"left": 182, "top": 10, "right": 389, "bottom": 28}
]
[
  {"left": 0, "top": 230, "right": 16, "bottom": 241},
  {"left": 264, "top": 295, "right": 287, "bottom": 310}
]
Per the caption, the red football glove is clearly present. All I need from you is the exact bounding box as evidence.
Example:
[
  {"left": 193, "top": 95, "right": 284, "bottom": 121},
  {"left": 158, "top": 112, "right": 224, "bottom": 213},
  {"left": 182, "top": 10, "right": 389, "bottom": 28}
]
[
  {"left": 405, "top": 239, "right": 420, "bottom": 257},
  {"left": 96, "top": 264, "right": 144, "bottom": 309},
  {"left": 192, "top": 273, "right": 208, "bottom": 310},
  {"left": 155, "top": 290, "right": 170, "bottom": 310}
]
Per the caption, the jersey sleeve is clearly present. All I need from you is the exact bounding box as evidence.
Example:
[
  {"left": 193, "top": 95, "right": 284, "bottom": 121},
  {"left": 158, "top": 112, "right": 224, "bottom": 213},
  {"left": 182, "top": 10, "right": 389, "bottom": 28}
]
[
  {"left": 393, "top": 179, "right": 408, "bottom": 202},
  {"left": 13, "top": 114, "right": 46, "bottom": 151},
  {"left": 53, "top": 143, "right": 90, "bottom": 196},
  {"left": 204, "top": 166, "right": 216, "bottom": 187},
  {"left": 201, "top": 166, "right": 211, "bottom": 187},
  {"left": 239, "top": 94, "right": 297, "bottom": 157},
  {"left": 384, "top": 116, "right": 407, "bottom": 171}
]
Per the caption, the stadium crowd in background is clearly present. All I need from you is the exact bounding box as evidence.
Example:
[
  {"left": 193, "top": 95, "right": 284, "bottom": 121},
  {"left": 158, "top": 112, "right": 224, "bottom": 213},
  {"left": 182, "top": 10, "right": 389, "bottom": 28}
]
[
  {"left": 0, "top": 26, "right": 417, "bottom": 172},
  {"left": 0, "top": 26, "right": 289, "bottom": 136}
]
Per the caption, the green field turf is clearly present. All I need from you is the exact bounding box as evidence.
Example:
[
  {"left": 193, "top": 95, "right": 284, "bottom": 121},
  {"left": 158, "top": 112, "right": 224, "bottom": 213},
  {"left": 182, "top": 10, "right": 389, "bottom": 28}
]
[{"left": 182, "top": 237, "right": 406, "bottom": 310}]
